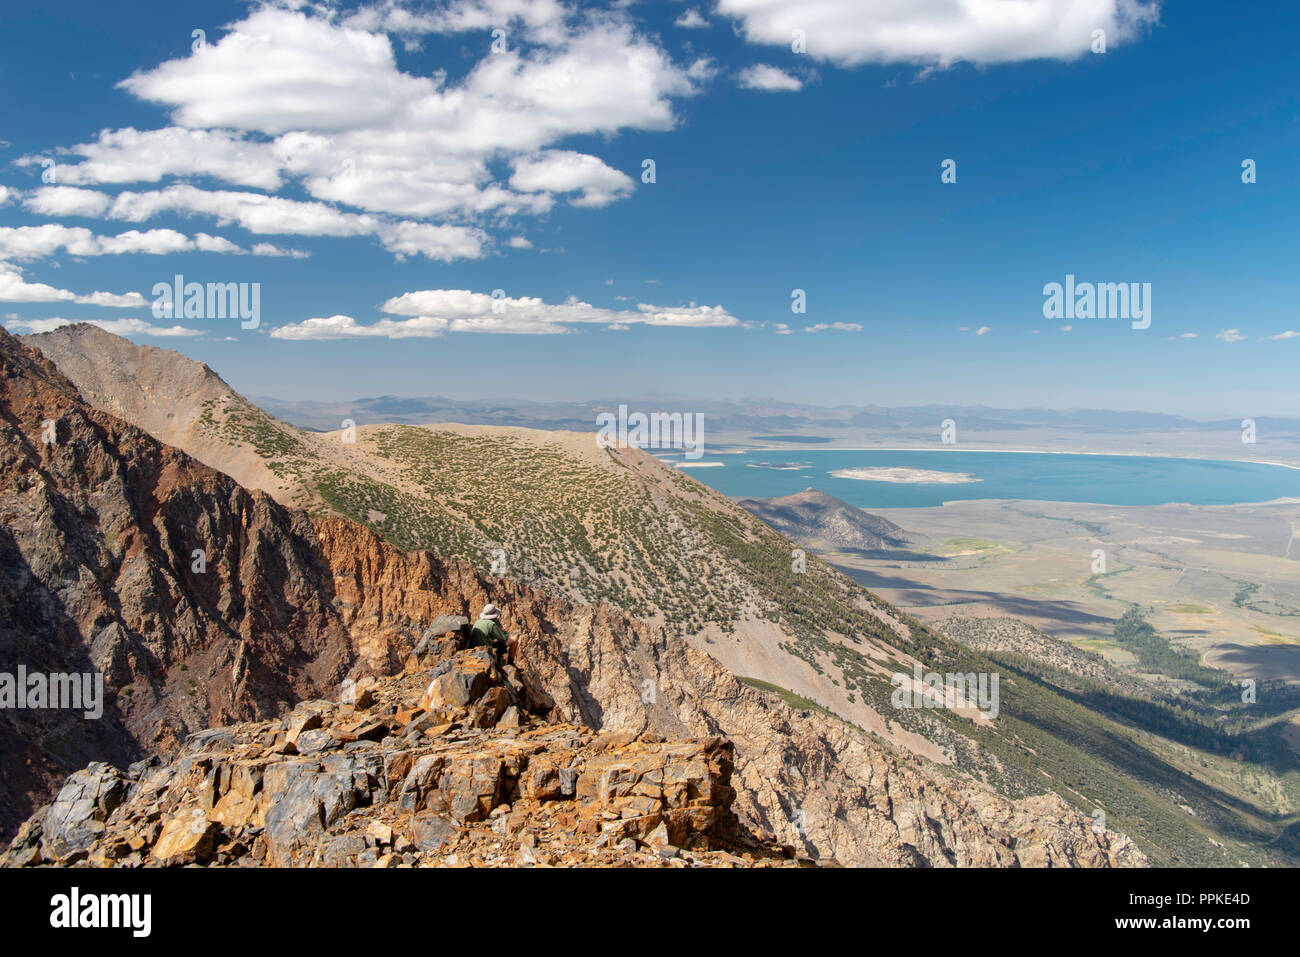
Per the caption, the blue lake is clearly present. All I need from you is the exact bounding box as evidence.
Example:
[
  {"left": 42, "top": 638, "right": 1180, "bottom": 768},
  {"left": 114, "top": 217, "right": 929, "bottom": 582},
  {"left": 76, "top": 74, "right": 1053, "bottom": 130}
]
[{"left": 670, "top": 450, "right": 1300, "bottom": 508}]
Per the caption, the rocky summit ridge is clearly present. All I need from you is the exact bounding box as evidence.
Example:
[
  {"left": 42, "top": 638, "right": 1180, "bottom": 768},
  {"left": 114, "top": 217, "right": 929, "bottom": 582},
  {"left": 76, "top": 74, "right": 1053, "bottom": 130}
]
[{"left": 3, "top": 623, "right": 794, "bottom": 868}]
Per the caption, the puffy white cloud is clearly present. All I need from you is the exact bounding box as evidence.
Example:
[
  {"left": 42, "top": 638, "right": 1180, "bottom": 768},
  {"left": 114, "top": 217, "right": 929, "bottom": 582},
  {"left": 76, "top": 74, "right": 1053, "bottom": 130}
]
[
  {"left": 30, "top": 185, "right": 485, "bottom": 261},
  {"left": 737, "top": 64, "right": 802, "bottom": 91},
  {"left": 23, "top": 186, "right": 112, "bottom": 218},
  {"left": 95, "top": 228, "right": 196, "bottom": 256},
  {"left": 119, "top": 9, "right": 428, "bottom": 134},
  {"left": 717, "top": 0, "right": 1160, "bottom": 68},
  {"left": 94, "top": 4, "right": 700, "bottom": 234},
  {"left": 3, "top": 316, "right": 201, "bottom": 337},
  {"left": 0, "top": 185, "right": 12, "bottom": 207},
  {"left": 1216, "top": 328, "right": 1247, "bottom": 342},
  {"left": 507, "top": 236, "right": 533, "bottom": 249},
  {"left": 1265, "top": 330, "right": 1298, "bottom": 340},
  {"left": 270, "top": 314, "right": 451, "bottom": 340},
  {"left": 0, "top": 262, "right": 77, "bottom": 303},
  {"left": 104, "top": 185, "right": 374, "bottom": 237},
  {"left": 372, "top": 221, "right": 487, "bottom": 261},
  {"left": 343, "top": 0, "right": 571, "bottom": 45},
  {"left": 634, "top": 303, "right": 742, "bottom": 327},
  {"left": 805, "top": 321, "right": 862, "bottom": 333},
  {"left": 509, "top": 151, "right": 635, "bottom": 207},
  {"left": 675, "top": 9, "right": 710, "bottom": 29},
  {"left": 73, "top": 291, "right": 151, "bottom": 308},
  {"left": 0, "top": 224, "right": 102, "bottom": 260},
  {"left": 272, "top": 289, "right": 743, "bottom": 338},
  {"left": 0, "top": 223, "right": 243, "bottom": 260},
  {"left": 21, "top": 127, "right": 281, "bottom": 190},
  {"left": 250, "top": 242, "right": 310, "bottom": 258},
  {"left": 193, "top": 233, "right": 244, "bottom": 254},
  {"left": 0, "top": 262, "right": 143, "bottom": 307}
]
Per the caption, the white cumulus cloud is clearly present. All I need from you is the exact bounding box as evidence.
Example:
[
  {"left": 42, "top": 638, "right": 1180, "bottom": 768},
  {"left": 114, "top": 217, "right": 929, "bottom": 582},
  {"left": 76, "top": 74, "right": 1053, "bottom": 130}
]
[
  {"left": 272, "top": 288, "right": 743, "bottom": 338},
  {"left": 675, "top": 9, "right": 710, "bottom": 29},
  {"left": 717, "top": 0, "right": 1160, "bottom": 68},
  {"left": 738, "top": 64, "right": 802, "bottom": 92}
]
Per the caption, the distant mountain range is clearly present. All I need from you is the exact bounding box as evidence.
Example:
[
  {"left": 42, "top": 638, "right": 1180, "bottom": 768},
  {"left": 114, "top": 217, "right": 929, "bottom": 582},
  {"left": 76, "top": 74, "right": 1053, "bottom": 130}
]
[{"left": 253, "top": 392, "right": 1300, "bottom": 437}]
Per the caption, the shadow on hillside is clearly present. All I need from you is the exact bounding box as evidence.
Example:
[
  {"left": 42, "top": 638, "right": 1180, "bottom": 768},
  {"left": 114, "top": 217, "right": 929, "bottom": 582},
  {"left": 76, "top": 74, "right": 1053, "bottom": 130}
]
[
  {"left": 1006, "top": 674, "right": 1300, "bottom": 863},
  {"left": 831, "top": 564, "right": 1116, "bottom": 628},
  {"left": 0, "top": 524, "right": 142, "bottom": 842},
  {"left": 1212, "top": 643, "right": 1300, "bottom": 683}
]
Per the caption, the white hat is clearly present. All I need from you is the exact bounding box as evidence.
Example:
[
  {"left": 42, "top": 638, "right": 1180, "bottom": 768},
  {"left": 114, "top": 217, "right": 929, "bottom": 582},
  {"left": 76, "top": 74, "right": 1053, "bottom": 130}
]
[{"left": 481, "top": 603, "right": 500, "bottom": 620}]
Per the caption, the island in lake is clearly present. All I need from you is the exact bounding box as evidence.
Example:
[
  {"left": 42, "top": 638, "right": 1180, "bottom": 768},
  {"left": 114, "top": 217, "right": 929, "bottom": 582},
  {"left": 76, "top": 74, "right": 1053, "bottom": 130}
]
[{"left": 830, "top": 466, "right": 981, "bottom": 485}]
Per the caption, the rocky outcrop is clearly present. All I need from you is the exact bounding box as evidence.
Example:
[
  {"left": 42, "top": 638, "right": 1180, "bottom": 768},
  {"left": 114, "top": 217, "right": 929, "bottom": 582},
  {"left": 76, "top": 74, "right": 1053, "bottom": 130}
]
[{"left": 3, "top": 647, "right": 789, "bottom": 868}]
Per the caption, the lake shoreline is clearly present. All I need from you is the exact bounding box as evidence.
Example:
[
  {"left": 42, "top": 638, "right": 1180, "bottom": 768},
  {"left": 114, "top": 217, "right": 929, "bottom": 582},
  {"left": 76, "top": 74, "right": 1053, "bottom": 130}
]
[{"left": 659, "top": 446, "right": 1300, "bottom": 473}]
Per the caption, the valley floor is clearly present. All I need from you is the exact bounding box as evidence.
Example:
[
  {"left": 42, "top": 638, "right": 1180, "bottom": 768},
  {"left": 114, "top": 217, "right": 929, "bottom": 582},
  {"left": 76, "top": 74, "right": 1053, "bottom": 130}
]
[{"left": 835, "top": 497, "right": 1300, "bottom": 681}]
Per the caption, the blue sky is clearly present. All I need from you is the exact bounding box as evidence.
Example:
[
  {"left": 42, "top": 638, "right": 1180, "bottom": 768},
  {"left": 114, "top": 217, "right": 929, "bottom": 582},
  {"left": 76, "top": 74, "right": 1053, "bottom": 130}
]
[{"left": 0, "top": 0, "right": 1296, "bottom": 417}]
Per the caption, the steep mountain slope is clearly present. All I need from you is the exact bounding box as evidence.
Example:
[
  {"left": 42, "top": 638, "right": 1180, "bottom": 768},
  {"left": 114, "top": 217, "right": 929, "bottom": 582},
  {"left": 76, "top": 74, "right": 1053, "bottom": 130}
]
[
  {"left": 739, "top": 487, "right": 923, "bottom": 553},
  {"left": 0, "top": 326, "right": 356, "bottom": 833},
  {"left": 21, "top": 325, "right": 296, "bottom": 500}
]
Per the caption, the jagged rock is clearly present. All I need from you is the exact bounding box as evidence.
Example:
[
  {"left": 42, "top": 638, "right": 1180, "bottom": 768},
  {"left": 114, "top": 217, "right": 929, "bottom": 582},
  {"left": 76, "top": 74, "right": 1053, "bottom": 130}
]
[
  {"left": 295, "top": 729, "right": 335, "bottom": 753},
  {"left": 4, "top": 667, "right": 784, "bottom": 868},
  {"left": 409, "top": 813, "right": 456, "bottom": 852},
  {"left": 320, "top": 833, "right": 367, "bottom": 867},
  {"left": 468, "top": 687, "right": 513, "bottom": 728},
  {"left": 286, "top": 712, "right": 324, "bottom": 745},
  {"left": 40, "top": 763, "right": 127, "bottom": 861},
  {"left": 422, "top": 648, "right": 496, "bottom": 710},
  {"left": 152, "top": 806, "right": 219, "bottom": 864}
]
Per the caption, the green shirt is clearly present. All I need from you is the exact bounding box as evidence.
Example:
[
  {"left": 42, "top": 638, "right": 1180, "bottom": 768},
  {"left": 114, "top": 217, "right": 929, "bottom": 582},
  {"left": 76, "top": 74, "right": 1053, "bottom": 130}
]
[{"left": 469, "top": 618, "right": 507, "bottom": 647}]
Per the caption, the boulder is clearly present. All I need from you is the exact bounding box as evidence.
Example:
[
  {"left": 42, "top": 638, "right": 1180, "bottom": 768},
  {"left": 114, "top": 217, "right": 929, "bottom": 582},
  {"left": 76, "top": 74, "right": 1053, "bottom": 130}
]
[
  {"left": 468, "top": 687, "right": 513, "bottom": 728},
  {"left": 40, "top": 763, "right": 126, "bottom": 861},
  {"left": 152, "top": 806, "right": 219, "bottom": 864},
  {"left": 422, "top": 648, "right": 496, "bottom": 710}
]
